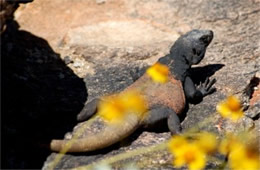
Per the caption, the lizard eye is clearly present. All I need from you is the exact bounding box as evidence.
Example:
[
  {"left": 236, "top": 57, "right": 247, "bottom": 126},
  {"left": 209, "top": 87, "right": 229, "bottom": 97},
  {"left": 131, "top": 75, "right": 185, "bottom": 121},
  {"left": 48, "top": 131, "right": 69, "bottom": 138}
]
[{"left": 200, "top": 35, "right": 209, "bottom": 44}]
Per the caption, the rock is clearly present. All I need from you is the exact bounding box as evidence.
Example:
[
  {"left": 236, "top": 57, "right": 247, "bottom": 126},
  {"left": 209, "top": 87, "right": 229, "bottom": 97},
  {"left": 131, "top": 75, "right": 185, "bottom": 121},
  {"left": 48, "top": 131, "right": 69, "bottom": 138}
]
[
  {"left": 0, "top": 0, "right": 33, "bottom": 34},
  {"left": 62, "top": 20, "right": 178, "bottom": 48},
  {"left": 2, "top": 1, "right": 87, "bottom": 168},
  {"left": 246, "top": 101, "right": 260, "bottom": 119},
  {"left": 4, "top": 0, "right": 260, "bottom": 169}
]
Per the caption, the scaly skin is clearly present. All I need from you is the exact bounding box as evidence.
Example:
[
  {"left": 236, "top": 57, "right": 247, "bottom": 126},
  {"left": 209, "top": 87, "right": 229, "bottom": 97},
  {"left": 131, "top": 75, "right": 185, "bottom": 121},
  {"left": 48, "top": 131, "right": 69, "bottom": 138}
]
[{"left": 50, "top": 29, "right": 216, "bottom": 152}]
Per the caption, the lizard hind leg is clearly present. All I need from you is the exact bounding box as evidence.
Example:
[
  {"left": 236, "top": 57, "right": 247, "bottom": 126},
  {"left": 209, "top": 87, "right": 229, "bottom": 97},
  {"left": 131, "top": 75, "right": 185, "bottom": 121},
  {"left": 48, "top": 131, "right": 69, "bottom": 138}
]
[{"left": 77, "top": 98, "right": 100, "bottom": 122}]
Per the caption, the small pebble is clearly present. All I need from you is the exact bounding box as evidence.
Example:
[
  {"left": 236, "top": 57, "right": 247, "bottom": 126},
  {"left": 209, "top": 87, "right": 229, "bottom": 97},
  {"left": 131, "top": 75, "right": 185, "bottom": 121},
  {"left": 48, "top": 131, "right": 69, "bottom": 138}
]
[
  {"left": 96, "top": 0, "right": 106, "bottom": 4},
  {"left": 73, "top": 59, "right": 84, "bottom": 68},
  {"left": 64, "top": 56, "right": 73, "bottom": 65}
]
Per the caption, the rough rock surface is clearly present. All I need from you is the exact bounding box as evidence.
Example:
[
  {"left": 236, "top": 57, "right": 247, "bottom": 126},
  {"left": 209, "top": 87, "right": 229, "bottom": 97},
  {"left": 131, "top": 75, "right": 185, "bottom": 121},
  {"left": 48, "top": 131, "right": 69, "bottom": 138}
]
[
  {"left": 2, "top": 0, "right": 259, "bottom": 169},
  {"left": 0, "top": 0, "right": 32, "bottom": 34}
]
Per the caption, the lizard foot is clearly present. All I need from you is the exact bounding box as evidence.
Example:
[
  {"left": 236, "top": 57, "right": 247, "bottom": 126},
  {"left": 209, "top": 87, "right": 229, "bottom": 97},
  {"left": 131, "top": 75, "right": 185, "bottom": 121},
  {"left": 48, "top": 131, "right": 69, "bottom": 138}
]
[{"left": 197, "top": 77, "right": 216, "bottom": 97}]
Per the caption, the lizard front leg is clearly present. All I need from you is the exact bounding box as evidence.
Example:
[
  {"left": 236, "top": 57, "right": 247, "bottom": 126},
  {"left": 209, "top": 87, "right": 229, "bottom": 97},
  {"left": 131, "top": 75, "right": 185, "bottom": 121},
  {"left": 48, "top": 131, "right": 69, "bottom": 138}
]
[
  {"left": 167, "top": 112, "right": 181, "bottom": 134},
  {"left": 184, "top": 76, "right": 216, "bottom": 104}
]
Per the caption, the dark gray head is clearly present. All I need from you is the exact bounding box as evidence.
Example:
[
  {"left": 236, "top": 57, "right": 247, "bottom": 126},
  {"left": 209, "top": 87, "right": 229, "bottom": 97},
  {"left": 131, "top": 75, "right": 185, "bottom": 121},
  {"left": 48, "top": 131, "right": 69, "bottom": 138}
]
[{"left": 170, "top": 29, "right": 213, "bottom": 66}]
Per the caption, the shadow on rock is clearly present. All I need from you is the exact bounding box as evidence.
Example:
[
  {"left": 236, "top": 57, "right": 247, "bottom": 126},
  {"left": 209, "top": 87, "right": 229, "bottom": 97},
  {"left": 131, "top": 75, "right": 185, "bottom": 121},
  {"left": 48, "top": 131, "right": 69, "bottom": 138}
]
[
  {"left": 2, "top": 21, "right": 87, "bottom": 169},
  {"left": 190, "top": 64, "right": 225, "bottom": 85}
]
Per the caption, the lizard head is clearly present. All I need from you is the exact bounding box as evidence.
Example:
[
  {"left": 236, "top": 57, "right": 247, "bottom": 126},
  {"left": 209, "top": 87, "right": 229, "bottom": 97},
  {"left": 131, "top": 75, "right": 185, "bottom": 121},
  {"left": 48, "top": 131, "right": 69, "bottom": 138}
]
[{"left": 170, "top": 29, "right": 214, "bottom": 66}]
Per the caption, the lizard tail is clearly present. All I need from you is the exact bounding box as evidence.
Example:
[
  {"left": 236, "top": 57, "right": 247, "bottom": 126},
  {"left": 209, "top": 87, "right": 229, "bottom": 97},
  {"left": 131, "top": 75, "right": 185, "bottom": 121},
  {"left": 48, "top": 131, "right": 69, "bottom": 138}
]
[{"left": 50, "top": 114, "right": 140, "bottom": 152}]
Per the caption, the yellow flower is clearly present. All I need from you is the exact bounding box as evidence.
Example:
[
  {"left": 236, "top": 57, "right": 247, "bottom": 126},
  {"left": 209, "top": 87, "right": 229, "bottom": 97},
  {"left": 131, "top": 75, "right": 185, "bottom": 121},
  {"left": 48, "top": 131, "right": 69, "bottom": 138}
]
[
  {"left": 219, "top": 134, "right": 260, "bottom": 170},
  {"left": 216, "top": 96, "right": 244, "bottom": 121},
  {"left": 168, "top": 135, "right": 207, "bottom": 170},
  {"left": 219, "top": 134, "right": 239, "bottom": 155},
  {"left": 229, "top": 143, "right": 260, "bottom": 170},
  {"left": 98, "top": 90, "right": 147, "bottom": 124},
  {"left": 168, "top": 135, "right": 188, "bottom": 155},
  {"left": 146, "top": 62, "right": 169, "bottom": 83},
  {"left": 195, "top": 132, "right": 217, "bottom": 154},
  {"left": 174, "top": 143, "right": 206, "bottom": 170}
]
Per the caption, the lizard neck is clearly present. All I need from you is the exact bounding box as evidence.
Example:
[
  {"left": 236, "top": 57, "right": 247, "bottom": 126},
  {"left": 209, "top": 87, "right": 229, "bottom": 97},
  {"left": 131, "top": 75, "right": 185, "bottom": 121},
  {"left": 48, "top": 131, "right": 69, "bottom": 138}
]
[
  {"left": 171, "top": 57, "right": 190, "bottom": 82},
  {"left": 158, "top": 53, "right": 190, "bottom": 82}
]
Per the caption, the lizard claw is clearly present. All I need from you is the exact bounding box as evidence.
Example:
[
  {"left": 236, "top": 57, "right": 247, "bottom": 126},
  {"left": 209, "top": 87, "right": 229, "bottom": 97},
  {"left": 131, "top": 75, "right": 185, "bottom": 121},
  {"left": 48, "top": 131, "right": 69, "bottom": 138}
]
[{"left": 198, "top": 77, "right": 216, "bottom": 96}]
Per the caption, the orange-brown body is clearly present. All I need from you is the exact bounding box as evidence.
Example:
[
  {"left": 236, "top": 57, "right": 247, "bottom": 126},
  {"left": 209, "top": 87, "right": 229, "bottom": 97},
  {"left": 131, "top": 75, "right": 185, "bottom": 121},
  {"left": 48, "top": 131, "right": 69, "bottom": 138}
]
[{"left": 126, "top": 74, "right": 186, "bottom": 116}]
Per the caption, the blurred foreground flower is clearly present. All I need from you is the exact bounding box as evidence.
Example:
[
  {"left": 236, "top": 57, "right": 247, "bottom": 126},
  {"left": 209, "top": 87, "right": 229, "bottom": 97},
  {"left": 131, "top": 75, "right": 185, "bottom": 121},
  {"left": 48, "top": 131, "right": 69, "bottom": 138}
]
[
  {"left": 195, "top": 132, "right": 217, "bottom": 154},
  {"left": 174, "top": 143, "right": 206, "bottom": 170},
  {"left": 219, "top": 134, "right": 260, "bottom": 170},
  {"left": 216, "top": 96, "right": 244, "bottom": 121},
  {"left": 168, "top": 132, "right": 217, "bottom": 170},
  {"left": 219, "top": 134, "right": 239, "bottom": 155},
  {"left": 146, "top": 62, "right": 169, "bottom": 83},
  {"left": 98, "top": 90, "right": 147, "bottom": 124}
]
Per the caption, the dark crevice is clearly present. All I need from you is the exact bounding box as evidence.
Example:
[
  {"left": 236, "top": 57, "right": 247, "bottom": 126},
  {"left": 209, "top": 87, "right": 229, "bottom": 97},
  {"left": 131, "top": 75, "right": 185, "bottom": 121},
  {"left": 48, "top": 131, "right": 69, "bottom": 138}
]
[
  {"left": 243, "top": 76, "right": 260, "bottom": 99},
  {"left": 252, "top": 112, "right": 260, "bottom": 121}
]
